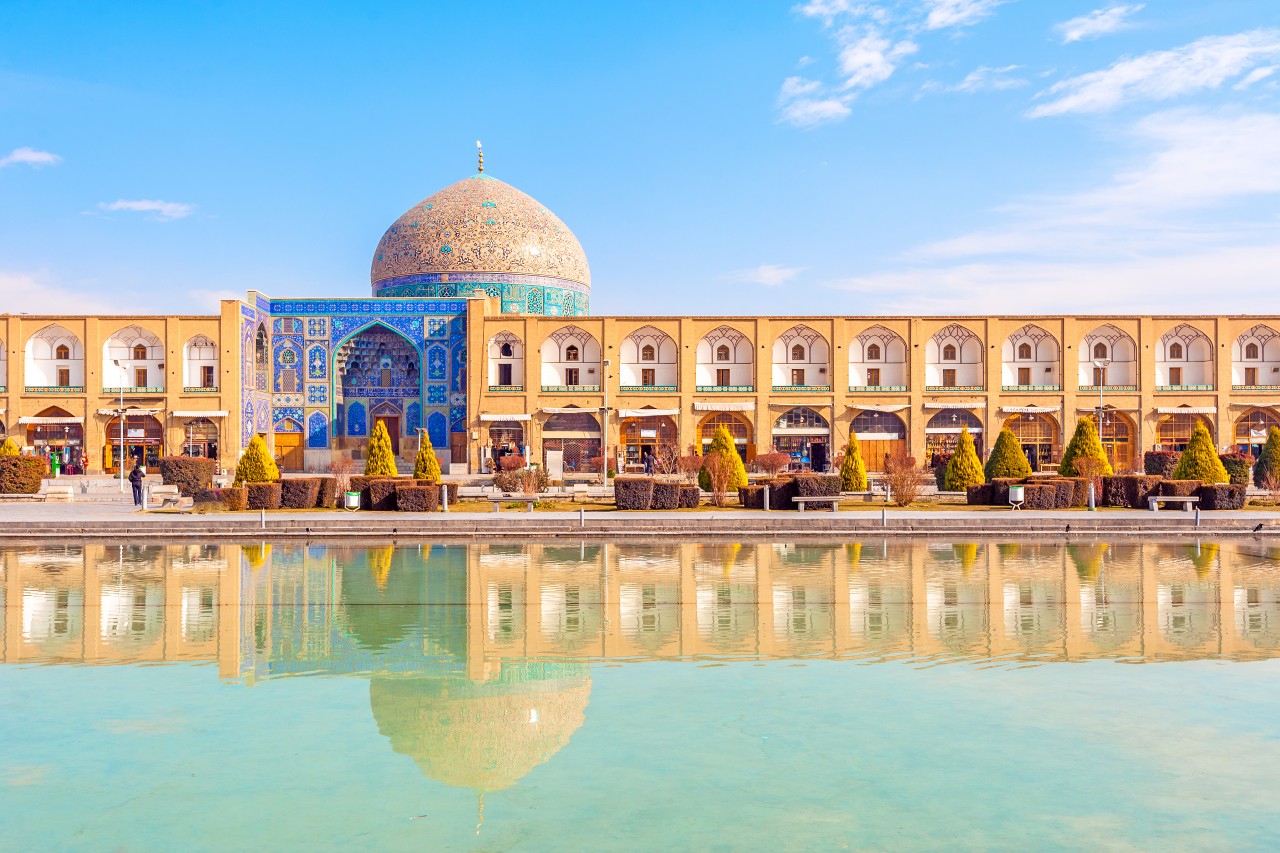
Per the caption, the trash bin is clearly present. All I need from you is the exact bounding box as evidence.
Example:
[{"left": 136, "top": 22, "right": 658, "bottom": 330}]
[
  {"left": 343, "top": 490, "right": 361, "bottom": 511},
  {"left": 1008, "top": 485, "right": 1025, "bottom": 508}
]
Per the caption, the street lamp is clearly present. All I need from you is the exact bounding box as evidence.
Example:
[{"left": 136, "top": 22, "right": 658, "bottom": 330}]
[
  {"left": 1092, "top": 357, "right": 1113, "bottom": 464},
  {"left": 114, "top": 359, "right": 125, "bottom": 492},
  {"left": 600, "top": 358, "right": 612, "bottom": 486}
]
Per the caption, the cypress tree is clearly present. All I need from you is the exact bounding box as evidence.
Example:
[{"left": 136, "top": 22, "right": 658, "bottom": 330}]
[
  {"left": 1171, "top": 422, "right": 1228, "bottom": 483},
  {"left": 364, "top": 420, "right": 398, "bottom": 477},
  {"left": 0, "top": 437, "right": 19, "bottom": 457},
  {"left": 1058, "top": 417, "right": 1113, "bottom": 477},
  {"left": 984, "top": 428, "right": 1032, "bottom": 481},
  {"left": 943, "top": 427, "right": 984, "bottom": 491},
  {"left": 233, "top": 435, "right": 280, "bottom": 485},
  {"left": 413, "top": 430, "right": 442, "bottom": 483},
  {"left": 839, "top": 436, "right": 867, "bottom": 491},
  {"left": 698, "top": 425, "right": 747, "bottom": 492},
  {"left": 1254, "top": 425, "right": 1280, "bottom": 488}
]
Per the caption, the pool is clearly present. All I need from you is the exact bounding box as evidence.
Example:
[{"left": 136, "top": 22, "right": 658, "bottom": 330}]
[{"left": 3, "top": 540, "right": 1280, "bottom": 850}]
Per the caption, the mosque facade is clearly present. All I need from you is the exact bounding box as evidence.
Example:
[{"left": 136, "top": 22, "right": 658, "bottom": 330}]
[{"left": 4, "top": 168, "right": 1280, "bottom": 477}]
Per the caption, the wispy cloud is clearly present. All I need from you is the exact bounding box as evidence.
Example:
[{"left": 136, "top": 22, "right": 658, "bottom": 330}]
[
  {"left": 0, "top": 147, "right": 61, "bottom": 168},
  {"left": 1055, "top": 4, "right": 1144, "bottom": 44},
  {"left": 724, "top": 264, "right": 807, "bottom": 286},
  {"left": 189, "top": 288, "right": 243, "bottom": 311},
  {"left": 925, "top": 64, "right": 1027, "bottom": 94},
  {"left": 922, "top": 0, "right": 1010, "bottom": 31},
  {"left": 1030, "top": 30, "right": 1280, "bottom": 117},
  {"left": 97, "top": 199, "right": 194, "bottom": 220},
  {"left": 0, "top": 270, "right": 113, "bottom": 313}
]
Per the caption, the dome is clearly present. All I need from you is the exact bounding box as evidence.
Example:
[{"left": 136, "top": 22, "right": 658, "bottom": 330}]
[{"left": 370, "top": 174, "right": 591, "bottom": 315}]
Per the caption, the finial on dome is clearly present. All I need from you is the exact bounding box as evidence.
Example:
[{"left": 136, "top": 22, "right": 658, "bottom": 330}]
[{"left": 476, "top": 140, "right": 483, "bottom": 173}]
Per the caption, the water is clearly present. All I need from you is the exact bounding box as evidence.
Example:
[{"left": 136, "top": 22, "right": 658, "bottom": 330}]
[{"left": 3, "top": 540, "right": 1280, "bottom": 851}]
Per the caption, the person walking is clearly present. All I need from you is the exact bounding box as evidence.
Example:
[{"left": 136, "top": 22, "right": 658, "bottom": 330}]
[{"left": 128, "top": 461, "right": 146, "bottom": 507}]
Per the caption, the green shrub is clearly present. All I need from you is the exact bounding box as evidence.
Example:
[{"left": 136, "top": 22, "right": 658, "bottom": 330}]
[
  {"left": 280, "top": 478, "right": 321, "bottom": 509},
  {"left": 984, "top": 428, "right": 1032, "bottom": 481},
  {"left": 158, "top": 456, "right": 217, "bottom": 497},
  {"left": 1159, "top": 479, "right": 1202, "bottom": 497},
  {"left": 1144, "top": 450, "right": 1181, "bottom": 477},
  {"left": 614, "top": 476, "right": 655, "bottom": 510},
  {"left": 245, "top": 482, "right": 282, "bottom": 510},
  {"left": 1196, "top": 483, "right": 1246, "bottom": 510},
  {"left": 1170, "top": 422, "right": 1228, "bottom": 484},
  {"left": 394, "top": 485, "right": 439, "bottom": 512},
  {"left": 1218, "top": 452, "right": 1253, "bottom": 486},
  {"left": 1100, "top": 475, "right": 1162, "bottom": 508},
  {"left": 316, "top": 476, "right": 338, "bottom": 509},
  {"left": 221, "top": 486, "right": 248, "bottom": 511},
  {"left": 966, "top": 484, "right": 993, "bottom": 505},
  {"left": 678, "top": 485, "right": 701, "bottom": 508},
  {"left": 1059, "top": 418, "right": 1113, "bottom": 477},
  {"left": 412, "top": 432, "right": 442, "bottom": 483},
  {"left": 0, "top": 456, "right": 45, "bottom": 494},
  {"left": 1254, "top": 426, "right": 1280, "bottom": 488},
  {"left": 364, "top": 420, "right": 398, "bottom": 477},
  {"left": 698, "top": 425, "right": 747, "bottom": 492},
  {"left": 839, "top": 437, "right": 867, "bottom": 491},
  {"left": 368, "top": 478, "right": 400, "bottom": 511},
  {"left": 942, "top": 428, "right": 984, "bottom": 492},
  {"left": 651, "top": 481, "right": 681, "bottom": 509},
  {"left": 0, "top": 437, "right": 20, "bottom": 457},
  {"left": 234, "top": 435, "right": 279, "bottom": 485}
]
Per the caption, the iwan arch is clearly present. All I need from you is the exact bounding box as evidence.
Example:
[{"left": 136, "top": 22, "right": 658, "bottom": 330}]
[{"left": 3, "top": 165, "right": 1280, "bottom": 476}]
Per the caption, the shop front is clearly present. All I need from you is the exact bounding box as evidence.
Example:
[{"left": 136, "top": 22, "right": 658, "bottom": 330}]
[
  {"left": 619, "top": 408, "right": 678, "bottom": 473},
  {"left": 1001, "top": 410, "right": 1060, "bottom": 472},
  {"left": 104, "top": 411, "right": 164, "bottom": 473},
  {"left": 1154, "top": 408, "right": 1214, "bottom": 452},
  {"left": 925, "top": 408, "right": 983, "bottom": 467},
  {"left": 1234, "top": 407, "right": 1280, "bottom": 457},
  {"left": 696, "top": 409, "right": 754, "bottom": 463},
  {"left": 174, "top": 415, "right": 221, "bottom": 460},
  {"left": 22, "top": 408, "right": 85, "bottom": 475},
  {"left": 849, "top": 408, "right": 908, "bottom": 471},
  {"left": 771, "top": 406, "right": 831, "bottom": 472},
  {"left": 541, "top": 408, "right": 601, "bottom": 478},
  {"left": 480, "top": 414, "right": 529, "bottom": 471}
]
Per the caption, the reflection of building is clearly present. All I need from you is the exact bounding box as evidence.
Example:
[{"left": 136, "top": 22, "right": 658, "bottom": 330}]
[{"left": 3, "top": 158, "right": 1280, "bottom": 475}]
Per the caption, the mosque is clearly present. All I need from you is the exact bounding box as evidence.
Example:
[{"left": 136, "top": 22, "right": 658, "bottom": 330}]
[{"left": 4, "top": 153, "right": 1280, "bottom": 477}]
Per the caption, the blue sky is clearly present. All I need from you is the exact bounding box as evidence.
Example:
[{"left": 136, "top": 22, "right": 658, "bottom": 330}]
[{"left": 2, "top": 1, "right": 1279, "bottom": 317}]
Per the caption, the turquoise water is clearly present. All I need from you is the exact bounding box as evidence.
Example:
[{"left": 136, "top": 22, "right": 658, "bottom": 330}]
[{"left": 3, "top": 541, "right": 1280, "bottom": 851}]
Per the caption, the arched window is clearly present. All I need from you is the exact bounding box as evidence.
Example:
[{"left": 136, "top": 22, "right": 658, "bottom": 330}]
[
  {"left": 254, "top": 327, "right": 268, "bottom": 366},
  {"left": 866, "top": 343, "right": 881, "bottom": 361},
  {"left": 1093, "top": 342, "right": 1108, "bottom": 360},
  {"left": 716, "top": 344, "right": 730, "bottom": 361},
  {"left": 641, "top": 344, "right": 655, "bottom": 362},
  {"left": 1169, "top": 342, "right": 1184, "bottom": 360},
  {"left": 1017, "top": 342, "right": 1032, "bottom": 360},
  {"left": 55, "top": 344, "right": 69, "bottom": 360},
  {"left": 791, "top": 344, "right": 805, "bottom": 361},
  {"left": 942, "top": 344, "right": 957, "bottom": 361},
  {"left": 132, "top": 344, "right": 148, "bottom": 360},
  {"left": 1246, "top": 342, "right": 1260, "bottom": 360},
  {"left": 500, "top": 342, "right": 513, "bottom": 357},
  {"left": 565, "top": 345, "right": 580, "bottom": 362}
]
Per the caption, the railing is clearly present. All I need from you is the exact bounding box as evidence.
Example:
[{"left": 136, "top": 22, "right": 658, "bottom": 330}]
[
  {"left": 849, "top": 385, "right": 908, "bottom": 392},
  {"left": 102, "top": 386, "right": 166, "bottom": 394},
  {"left": 541, "top": 385, "right": 601, "bottom": 392},
  {"left": 487, "top": 385, "right": 524, "bottom": 392},
  {"left": 25, "top": 386, "right": 85, "bottom": 393},
  {"left": 1079, "top": 385, "right": 1137, "bottom": 392},
  {"left": 1233, "top": 384, "right": 1280, "bottom": 391},
  {"left": 695, "top": 385, "right": 755, "bottom": 392},
  {"left": 925, "top": 385, "right": 984, "bottom": 392},
  {"left": 772, "top": 384, "right": 832, "bottom": 392},
  {"left": 1001, "top": 384, "right": 1060, "bottom": 392},
  {"left": 1156, "top": 384, "right": 1214, "bottom": 392},
  {"left": 183, "top": 386, "right": 220, "bottom": 393},
  {"left": 619, "top": 384, "right": 678, "bottom": 392}
]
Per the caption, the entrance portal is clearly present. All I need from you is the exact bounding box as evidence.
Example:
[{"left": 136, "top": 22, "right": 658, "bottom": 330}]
[{"left": 374, "top": 416, "right": 400, "bottom": 455}]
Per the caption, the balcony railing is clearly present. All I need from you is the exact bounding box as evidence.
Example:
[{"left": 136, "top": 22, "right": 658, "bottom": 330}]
[
  {"left": 102, "top": 386, "right": 166, "bottom": 394},
  {"left": 1156, "top": 384, "right": 1214, "bottom": 392},
  {"left": 1079, "top": 385, "right": 1137, "bottom": 392},
  {"left": 541, "top": 385, "right": 601, "bottom": 393},
  {"left": 487, "top": 385, "right": 524, "bottom": 392},
  {"left": 620, "top": 384, "right": 678, "bottom": 392},
  {"left": 925, "top": 385, "right": 984, "bottom": 392},
  {"left": 1233, "top": 384, "right": 1280, "bottom": 391},
  {"left": 25, "top": 386, "right": 85, "bottom": 393},
  {"left": 696, "top": 385, "right": 754, "bottom": 392},
  {"left": 1001, "top": 384, "right": 1061, "bottom": 392},
  {"left": 772, "top": 384, "right": 832, "bottom": 392},
  {"left": 183, "top": 386, "right": 219, "bottom": 393},
  {"left": 850, "top": 385, "right": 908, "bottom": 392}
]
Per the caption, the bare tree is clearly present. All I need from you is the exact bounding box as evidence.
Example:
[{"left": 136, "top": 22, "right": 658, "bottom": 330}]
[
  {"left": 1074, "top": 456, "right": 1106, "bottom": 504},
  {"left": 328, "top": 453, "right": 355, "bottom": 495},
  {"left": 882, "top": 455, "right": 928, "bottom": 507},
  {"left": 702, "top": 450, "right": 736, "bottom": 507},
  {"left": 653, "top": 444, "right": 681, "bottom": 476},
  {"left": 677, "top": 453, "right": 703, "bottom": 483},
  {"left": 754, "top": 451, "right": 791, "bottom": 478}
]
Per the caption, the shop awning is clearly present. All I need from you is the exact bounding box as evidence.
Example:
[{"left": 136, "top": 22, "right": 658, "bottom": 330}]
[
  {"left": 1229, "top": 401, "right": 1280, "bottom": 408},
  {"left": 18, "top": 416, "right": 84, "bottom": 425},
  {"left": 692, "top": 401, "right": 755, "bottom": 412},
  {"left": 925, "top": 427, "right": 983, "bottom": 435},
  {"left": 768, "top": 401, "right": 832, "bottom": 408},
  {"left": 1001, "top": 405, "right": 1060, "bottom": 414},
  {"left": 96, "top": 407, "right": 163, "bottom": 416},
  {"left": 924, "top": 401, "right": 984, "bottom": 409},
  {"left": 846, "top": 403, "right": 909, "bottom": 413},
  {"left": 1156, "top": 406, "right": 1216, "bottom": 414},
  {"left": 540, "top": 406, "right": 603, "bottom": 414},
  {"left": 1075, "top": 406, "right": 1142, "bottom": 413},
  {"left": 618, "top": 408, "right": 680, "bottom": 418},
  {"left": 170, "top": 410, "right": 229, "bottom": 418},
  {"left": 480, "top": 413, "right": 531, "bottom": 422}
]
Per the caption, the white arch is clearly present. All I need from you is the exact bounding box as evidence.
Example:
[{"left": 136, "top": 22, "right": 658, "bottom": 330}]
[
  {"left": 1001, "top": 324, "right": 1060, "bottom": 388},
  {"left": 0, "top": 335, "right": 6, "bottom": 389},
  {"left": 183, "top": 334, "right": 219, "bottom": 389},
  {"left": 1079, "top": 324, "right": 1137, "bottom": 387},
  {"left": 696, "top": 325, "right": 753, "bottom": 388},
  {"left": 1157, "top": 323, "right": 1212, "bottom": 388},
  {"left": 620, "top": 325, "right": 678, "bottom": 387},
  {"left": 103, "top": 325, "right": 164, "bottom": 390},
  {"left": 487, "top": 330, "right": 525, "bottom": 388},
  {"left": 540, "top": 325, "right": 601, "bottom": 388},
  {"left": 849, "top": 325, "right": 907, "bottom": 389},
  {"left": 925, "top": 324, "right": 982, "bottom": 388},
  {"left": 772, "top": 325, "right": 829, "bottom": 388},
  {"left": 25, "top": 324, "right": 84, "bottom": 388},
  {"left": 1232, "top": 324, "right": 1280, "bottom": 387}
]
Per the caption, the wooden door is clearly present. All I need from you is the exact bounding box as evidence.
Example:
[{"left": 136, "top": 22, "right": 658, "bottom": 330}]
[
  {"left": 275, "top": 433, "right": 304, "bottom": 472},
  {"left": 374, "top": 416, "right": 400, "bottom": 455},
  {"left": 858, "top": 439, "right": 906, "bottom": 471}
]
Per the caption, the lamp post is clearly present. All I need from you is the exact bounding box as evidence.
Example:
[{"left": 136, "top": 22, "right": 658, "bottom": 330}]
[
  {"left": 114, "top": 359, "right": 125, "bottom": 492},
  {"left": 1092, "top": 357, "right": 1112, "bottom": 464},
  {"left": 601, "top": 358, "right": 612, "bottom": 486}
]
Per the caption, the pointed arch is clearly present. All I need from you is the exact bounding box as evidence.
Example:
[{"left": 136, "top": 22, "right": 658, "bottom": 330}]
[
  {"left": 1079, "top": 324, "right": 1137, "bottom": 388},
  {"left": 25, "top": 324, "right": 84, "bottom": 389},
  {"left": 696, "top": 325, "right": 753, "bottom": 389},
  {"left": 1001, "top": 324, "right": 1059, "bottom": 389},
  {"left": 771, "top": 325, "right": 829, "bottom": 389},
  {"left": 620, "top": 324, "right": 677, "bottom": 388},
  {"left": 1233, "top": 324, "right": 1280, "bottom": 388},
  {"left": 1157, "top": 323, "right": 1212, "bottom": 388},
  {"left": 849, "top": 325, "right": 907, "bottom": 390},
  {"left": 183, "top": 334, "right": 218, "bottom": 389},
  {"left": 925, "top": 324, "right": 982, "bottom": 389},
  {"left": 540, "top": 325, "right": 601, "bottom": 388}
]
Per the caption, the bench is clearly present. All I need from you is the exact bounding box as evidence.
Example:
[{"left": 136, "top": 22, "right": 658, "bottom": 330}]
[
  {"left": 488, "top": 495, "right": 537, "bottom": 513},
  {"left": 841, "top": 490, "right": 875, "bottom": 503},
  {"left": 571, "top": 483, "right": 590, "bottom": 503},
  {"left": 43, "top": 484, "right": 74, "bottom": 502},
  {"left": 1148, "top": 495, "right": 1199, "bottom": 512},
  {"left": 149, "top": 485, "right": 182, "bottom": 509},
  {"left": 793, "top": 495, "right": 840, "bottom": 513}
]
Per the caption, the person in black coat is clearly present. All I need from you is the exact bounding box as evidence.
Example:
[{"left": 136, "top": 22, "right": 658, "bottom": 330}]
[{"left": 128, "top": 462, "right": 145, "bottom": 506}]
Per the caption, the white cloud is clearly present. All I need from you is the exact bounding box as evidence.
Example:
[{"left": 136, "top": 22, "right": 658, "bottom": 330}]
[
  {"left": 1055, "top": 4, "right": 1144, "bottom": 44},
  {"left": 922, "top": 0, "right": 1009, "bottom": 30},
  {"left": 725, "top": 264, "right": 807, "bottom": 286},
  {"left": 0, "top": 147, "right": 62, "bottom": 168},
  {"left": 778, "top": 96, "right": 853, "bottom": 127},
  {"left": 779, "top": 75, "right": 823, "bottom": 100},
  {"left": 97, "top": 199, "right": 194, "bottom": 220},
  {"left": 0, "top": 270, "right": 113, "bottom": 313},
  {"left": 837, "top": 29, "right": 918, "bottom": 90},
  {"left": 1235, "top": 66, "right": 1277, "bottom": 90},
  {"left": 188, "top": 288, "right": 243, "bottom": 311},
  {"left": 1030, "top": 30, "right": 1280, "bottom": 117},
  {"left": 930, "top": 64, "right": 1027, "bottom": 94}
]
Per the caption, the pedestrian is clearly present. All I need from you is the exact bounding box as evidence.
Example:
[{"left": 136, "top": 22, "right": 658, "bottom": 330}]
[{"left": 128, "top": 461, "right": 145, "bottom": 507}]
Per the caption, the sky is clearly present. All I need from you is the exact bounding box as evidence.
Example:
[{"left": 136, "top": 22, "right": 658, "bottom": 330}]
[{"left": 2, "top": 0, "right": 1279, "bottom": 318}]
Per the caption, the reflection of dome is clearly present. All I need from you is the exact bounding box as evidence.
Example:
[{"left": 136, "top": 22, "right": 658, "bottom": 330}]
[
  {"left": 370, "top": 174, "right": 590, "bottom": 315},
  {"left": 370, "top": 665, "right": 590, "bottom": 791}
]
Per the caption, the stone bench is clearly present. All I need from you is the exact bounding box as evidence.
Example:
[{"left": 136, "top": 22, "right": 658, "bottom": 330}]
[
  {"left": 149, "top": 485, "right": 182, "bottom": 509},
  {"left": 488, "top": 496, "right": 537, "bottom": 513},
  {"left": 1148, "top": 495, "right": 1199, "bottom": 512},
  {"left": 793, "top": 495, "right": 840, "bottom": 513}
]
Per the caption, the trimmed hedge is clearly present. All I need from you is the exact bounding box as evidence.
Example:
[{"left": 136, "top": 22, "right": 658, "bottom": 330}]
[
  {"left": 246, "top": 482, "right": 282, "bottom": 510},
  {"left": 678, "top": 485, "right": 701, "bottom": 508},
  {"left": 989, "top": 478, "right": 1022, "bottom": 506},
  {"left": 967, "top": 484, "right": 993, "bottom": 506},
  {"left": 395, "top": 485, "right": 440, "bottom": 512},
  {"left": 793, "top": 473, "right": 840, "bottom": 510},
  {"left": 1144, "top": 450, "right": 1180, "bottom": 477},
  {"left": 158, "top": 456, "right": 217, "bottom": 497},
  {"left": 739, "top": 485, "right": 767, "bottom": 509},
  {"left": 1101, "top": 475, "right": 1161, "bottom": 509},
  {"left": 1196, "top": 483, "right": 1246, "bottom": 510},
  {"left": 1042, "top": 479, "right": 1076, "bottom": 509},
  {"left": 221, "top": 486, "right": 248, "bottom": 511},
  {"left": 1049, "top": 477, "right": 1090, "bottom": 508},
  {"left": 0, "top": 456, "right": 46, "bottom": 494},
  {"left": 1219, "top": 452, "right": 1253, "bottom": 486},
  {"left": 280, "top": 478, "right": 321, "bottom": 509},
  {"left": 368, "top": 479, "right": 399, "bottom": 511},
  {"left": 349, "top": 475, "right": 399, "bottom": 510},
  {"left": 614, "top": 476, "right": 655, "bottom": 510},
  {"left": 316, "top": 476, "right": 338, "bottom": 509},
  {"left": 1021, "top": 484, "right": 1057, "bottom": 510},
  {"left": 651, "top": 481, "right": 681, "bottom": 510},
  {"left": 1159, "top": 479, "right": 1202, "bottom": 498},
  {"left": 414, "top": 480, "right": 458, "bottom": 506}
]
